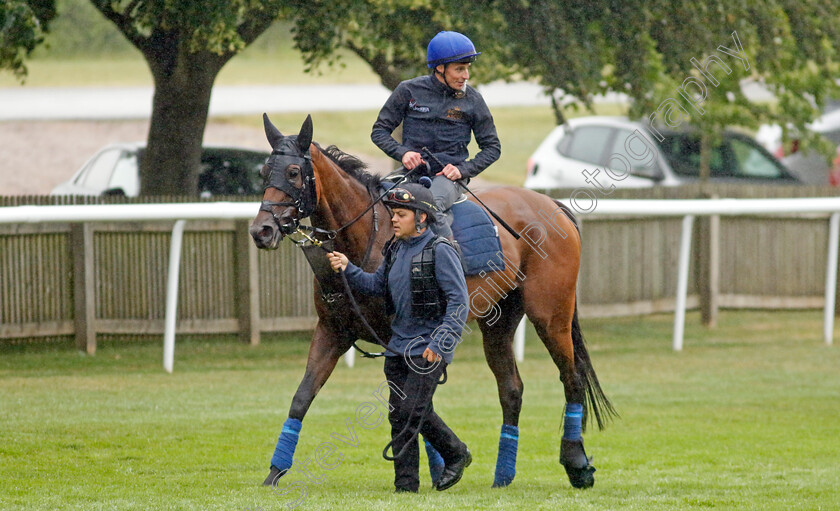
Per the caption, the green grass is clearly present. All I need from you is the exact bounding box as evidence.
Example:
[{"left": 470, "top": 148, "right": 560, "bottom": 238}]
[
  {"left": 222, "top": 103, "right": 628, "bottom": 188},
  {"left": 0, "top": 48, "right": 379, "bottom": 87},
  {"left": 0, "top": 52, "right": 380, "bottom": 88},
  {"left": 1, "top": 54, "right": 627, "bottom": 187},
  {"left": 220, "top": 108, "right": 562, "bottom": 187},
  {"left": 2, "top": 310, "right": 839, "bottom": 510}
]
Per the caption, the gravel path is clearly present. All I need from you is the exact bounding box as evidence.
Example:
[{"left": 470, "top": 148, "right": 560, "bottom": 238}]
[{"left": 0, "top": 120, "right": 390, "bottom": 196}]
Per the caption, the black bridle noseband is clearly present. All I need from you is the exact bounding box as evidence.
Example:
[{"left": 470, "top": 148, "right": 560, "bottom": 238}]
[{"left": 259, "top": 147, "right": 317, "bottom": 235}]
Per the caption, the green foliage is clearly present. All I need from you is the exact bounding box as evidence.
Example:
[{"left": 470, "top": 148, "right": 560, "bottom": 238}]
[
  {"left": 6, "top": 1, "right": 840, "bottom": 190},
  {"left": 2, "top": 311, "right": 840, "bottom": 509},
  {"left": 288, "top": 0, "right": 840, "bottom": 157},
  {"left": 32, "top": 0, "right": 136, "bottom": 57},
  {"left": 87, "top": 0, "right": 288, "bottom": 58},
  {"left": 0, "top": 0, "right": 55, "bottom": 80}
]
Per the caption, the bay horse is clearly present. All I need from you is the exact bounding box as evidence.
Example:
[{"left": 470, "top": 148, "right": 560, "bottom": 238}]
[{"left": 249, "top": 114, "right": 615, "bottom": 490}]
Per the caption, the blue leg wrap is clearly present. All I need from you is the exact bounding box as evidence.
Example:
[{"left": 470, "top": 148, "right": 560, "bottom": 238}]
[
  {"left": 270, "top": 418, "right": 302, "bottom": 471},
  {"left": 563, "top": 403, "right": 583, "bottom": 441},
  {"left": 424, "top": 438, "right": 445, "bottom": 485},
  {"left": 493, "top": 424, "right": 519, "bottom": 487}
]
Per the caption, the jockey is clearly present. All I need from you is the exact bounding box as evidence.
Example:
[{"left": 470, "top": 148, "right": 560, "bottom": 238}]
[{"left": 371, "top": 30, "right": 501, "bottom": 244}]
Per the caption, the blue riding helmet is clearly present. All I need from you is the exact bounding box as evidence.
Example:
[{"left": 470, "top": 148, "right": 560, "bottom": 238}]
[{"left": 426, "top": 31, "right": 481, "bottom": 68}]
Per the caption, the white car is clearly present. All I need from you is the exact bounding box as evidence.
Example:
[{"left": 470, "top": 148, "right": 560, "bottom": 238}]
[
  {"left": 756, "top": 103, "right": 840, "bottom": 186},
  {"left": 51, "top": 142, "right": 269, "bottom": 197},
  {"left": 524, "top": 116, "right": 800, "bottom": 189}
]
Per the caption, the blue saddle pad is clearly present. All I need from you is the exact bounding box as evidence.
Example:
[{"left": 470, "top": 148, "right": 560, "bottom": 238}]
[
  {"left": 378, "top": 182, "right": 505, "bottom": 276},
  {"left": 450, "top": 199, "right": 505, "bottom": 276}
]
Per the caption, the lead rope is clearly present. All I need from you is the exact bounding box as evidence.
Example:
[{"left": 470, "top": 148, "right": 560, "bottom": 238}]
[
  {"left": 293, "top": 227, "right": 447, "bottom": 462},
  {"left": 288, "top": 161, "right": 446, "bottom": 461}
]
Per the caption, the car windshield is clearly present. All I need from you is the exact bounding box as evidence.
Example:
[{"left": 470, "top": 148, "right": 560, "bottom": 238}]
[
  {"left": 197, "top": 149, "right": 267, "bottom": 196},
  {"left": 134, "top": 147, "right": 268, "bottom": 196},
  {"left": 657, "top": 133, "right": 727, "bottom": 178},
  {"left": 729, "top": 137, "right": 785, "bottom": 178},
  {"left": 658, "top": 132, "right": 792, "bottom": 181}
]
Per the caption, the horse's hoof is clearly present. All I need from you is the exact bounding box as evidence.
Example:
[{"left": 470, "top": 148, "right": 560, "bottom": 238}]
[
  {"left": 559, "top": 438, "right": 596, "bottom": 489},
  {"left": 262, "top": 466, "right": 287, "bottom": 486},
  {"left": 563, "top": 462, "right": 596, "bottom": 489}
]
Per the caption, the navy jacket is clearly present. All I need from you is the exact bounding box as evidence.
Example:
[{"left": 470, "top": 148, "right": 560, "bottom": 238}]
[
  {"left": 371, "top": 74, "right": 501, "bottom": 179},
  {"left": 344, "top": 229, "right": 469, "bottom": 364}
]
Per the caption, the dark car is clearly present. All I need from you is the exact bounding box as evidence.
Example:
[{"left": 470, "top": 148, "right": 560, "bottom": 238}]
[{"left": 51, "top": 142, "right": 269, "bottom": 197}]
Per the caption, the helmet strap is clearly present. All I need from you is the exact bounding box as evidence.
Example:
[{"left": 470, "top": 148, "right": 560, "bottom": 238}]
[
  {"left": 434, "top": 64, "right": 466, "bottom": 98},
  {"left": 415, "top": 211, "right": 427, "bottom": 233}
]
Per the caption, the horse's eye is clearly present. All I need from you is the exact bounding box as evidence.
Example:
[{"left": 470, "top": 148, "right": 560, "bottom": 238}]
[{"left": 289, "top": 169, "right": 300, "bottom": 179}]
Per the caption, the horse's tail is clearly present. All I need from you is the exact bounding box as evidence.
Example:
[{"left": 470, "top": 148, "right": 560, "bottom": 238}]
[{"left": 571, "top": 305, "right": 617, "bottom": 431}]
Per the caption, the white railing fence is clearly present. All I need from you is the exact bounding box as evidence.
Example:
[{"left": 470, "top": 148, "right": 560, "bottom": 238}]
[{"left": 2, "top": 197, "right": 838, "bottom": 372}]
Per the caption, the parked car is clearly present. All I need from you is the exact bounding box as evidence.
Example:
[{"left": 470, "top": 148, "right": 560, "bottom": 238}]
[
  {"left": 524, "top": 116, "right": 801, "bottom": 189},
  {"left": 51, "top": 142, "right": 269, "bottom": 197},
  {"left": 756, "top": 102, "right": 840, "bottom": 186}
]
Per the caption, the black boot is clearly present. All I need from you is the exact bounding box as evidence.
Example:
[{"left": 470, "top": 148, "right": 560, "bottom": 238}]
[{"left": 436, "top": 448, "right": 471, "bottom": 491}]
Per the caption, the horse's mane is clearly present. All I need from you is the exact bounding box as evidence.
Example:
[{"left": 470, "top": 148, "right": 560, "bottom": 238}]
[{"left": 316, "top": 142, "right": 382, "bottom": 191}]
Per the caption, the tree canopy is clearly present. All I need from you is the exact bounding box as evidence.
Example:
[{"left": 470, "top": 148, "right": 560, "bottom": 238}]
[
  {"left": 296, "top": 0, "right": 840, "bottom": 154},
  {"left": 87, "top": 0, "right": 288, "bottom": 194},
  {"left": 0, "top": 0, "right": 55, "bottom": 80},
  {"left": 3, "top": 0, "right": 840, "bottom": 191},
  {"left": 283, "top": 0, "right": 840, "bottom": 181}
]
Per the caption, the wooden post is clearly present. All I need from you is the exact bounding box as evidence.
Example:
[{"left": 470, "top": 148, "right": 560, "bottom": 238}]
[
  {"left": 234, "top": 221, "right": 261, "bottom": 345},
  {"left": 70, "top": 223, "right": 96, "bottom": 354},
  {"left": 697, "top": 193, "right": 720, "bottom": 327}
]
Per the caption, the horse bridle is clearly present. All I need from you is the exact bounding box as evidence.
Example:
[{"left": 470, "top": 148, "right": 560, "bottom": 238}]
[
  {"left": 260, "top": 145, "right": 426, "bottom": 255},
  {"left": 259, "top": 146, "right": 448, "bottom": 454},
  {"left": 259, "top": 147, "right": 317, "bottom": 236}
]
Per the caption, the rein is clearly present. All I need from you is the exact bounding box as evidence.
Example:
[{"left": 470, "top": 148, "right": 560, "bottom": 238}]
[
  {"left": 265, "top": 150, "right": 448, "bottom": 462},
  {"left": 278, "top": 163, "right": 425, "bottom": 358}
]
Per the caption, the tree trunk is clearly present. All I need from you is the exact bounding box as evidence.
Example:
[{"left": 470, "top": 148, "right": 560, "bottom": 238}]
[
  {"left": 140, "top": 47, "right": 226, "bottom": 195},
  {"left": 699, "top": 132, "right": 711, "bottom": 184},
  {"left": 551, "top": 92, "right": 567, "bottom": 125}
]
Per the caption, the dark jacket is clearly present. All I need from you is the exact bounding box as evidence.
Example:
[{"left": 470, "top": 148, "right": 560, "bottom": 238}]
[
  {"left": 371, "top": 74, "right": 501, "bottom": 179},
  {"left": 344, "top": 229, "right": 469, "bottom": 364}
]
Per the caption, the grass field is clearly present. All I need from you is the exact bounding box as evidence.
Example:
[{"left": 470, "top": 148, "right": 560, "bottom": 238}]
[
  {"left": 1, "top": 54, "right": 628, "bottom": 187},
  {"left": 220, "top": 102, "right": 627, "bottom": 187},
  {"left": 2, "top": 310, "right": 838, "bottom": 510},
  {"left": 0, "top": 53, "right": 380, "bottom": 88},
  {"left": 218, "top": 106, "right": 566, "bottom": 187}
]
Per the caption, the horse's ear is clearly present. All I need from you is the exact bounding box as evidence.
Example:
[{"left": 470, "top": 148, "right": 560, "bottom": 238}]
[
  {"left": 263, "top": 113, "right": 284, "bottom": 149},
  {"left": 298, "top": 114, "right": 313, "bottom": 152}
]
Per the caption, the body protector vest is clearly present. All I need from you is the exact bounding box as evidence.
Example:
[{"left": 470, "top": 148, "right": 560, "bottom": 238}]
[{"left": 383, "top": 235, "right": 454, "bottom": 320}]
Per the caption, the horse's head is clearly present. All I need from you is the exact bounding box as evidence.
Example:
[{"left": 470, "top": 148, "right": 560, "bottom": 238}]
[{"left": 250, "top": 114, "right": 316, "bottom": 249}]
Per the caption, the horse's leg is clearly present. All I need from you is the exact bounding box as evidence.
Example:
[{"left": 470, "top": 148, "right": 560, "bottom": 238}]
[
  {"left": 523, "top": 270, "right": 598, "bottom": 489},
  {"left": 263, "top": 321, "right": 351, "bottom": 486},
  {"left": 477, "top": 288, "right": 526, "bottom": 488}
]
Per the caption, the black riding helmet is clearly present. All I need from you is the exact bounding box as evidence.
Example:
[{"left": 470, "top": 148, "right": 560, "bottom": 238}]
[{"left": 383, "top": 182, "right": 439, "bottom": 232}]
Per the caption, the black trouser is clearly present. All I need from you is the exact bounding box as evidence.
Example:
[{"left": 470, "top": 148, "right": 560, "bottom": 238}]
[{"left": 384, "top": 355, "right": 466, "bottom": 491}]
